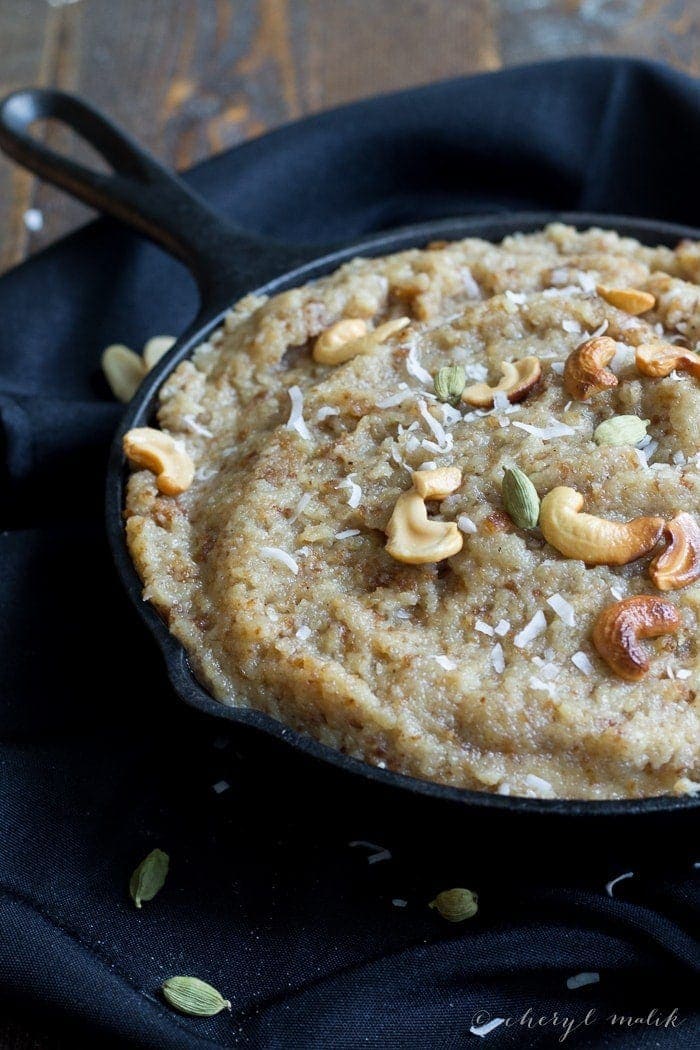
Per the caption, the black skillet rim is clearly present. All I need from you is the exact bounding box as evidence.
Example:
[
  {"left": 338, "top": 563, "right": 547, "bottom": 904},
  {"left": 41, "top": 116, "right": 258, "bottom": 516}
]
[{"left": 107, "top": 210, "right": 700, "bottom": 819}]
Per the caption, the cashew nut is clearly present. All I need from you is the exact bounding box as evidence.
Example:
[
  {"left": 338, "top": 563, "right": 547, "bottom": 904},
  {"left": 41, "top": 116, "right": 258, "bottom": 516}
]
[
  {"left": 102, "top": 344, "right": 146, "bottom": 402},
  {"left": 313, "top": 316, "right": 410, "bottom": 365},
  {"left": 649, "top": 512, "right": 700, "bottom": 591},
  {"left": 592, "top": 595, "right": 681, "bottom": 681},
  {"left": 385, "top": 490, "right": 463, "bottom": 564},
  {"left": 563, "top": 336, "right": 619, "bottom": 401},
  {"left": 635, "top": 342, "right": 700, "bottom": 380},
  {"left": 461, "top": 356, "right": 541, "bottom": 408},
  {"left": 143, "top": 335, "right": 176, "bottom": 371},
  {"left": 412, "top": 466, "right": 462, "bottom": 500},
  {"left": 596, "top": 285, "right": 655, "bottom": 315},
  {"left": 539, "top": 486, "right": 664, "bottom": 566},
  {"left": 312, "top": 319, "right": 368, "bottom": 364},
  {"left": 123, "top": 427, "right": 195, "bottom": 495}
]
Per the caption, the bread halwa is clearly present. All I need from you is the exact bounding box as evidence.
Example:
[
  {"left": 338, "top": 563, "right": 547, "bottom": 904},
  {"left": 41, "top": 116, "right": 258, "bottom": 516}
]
[{"left": 124, "top": 224, "right": 700, "bottom": 800}]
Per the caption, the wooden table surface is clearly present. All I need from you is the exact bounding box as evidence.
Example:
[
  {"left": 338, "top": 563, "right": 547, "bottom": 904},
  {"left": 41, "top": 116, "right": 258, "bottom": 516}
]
[{"left": 0, "top": 0, "right": 698, "bottom": 1046}]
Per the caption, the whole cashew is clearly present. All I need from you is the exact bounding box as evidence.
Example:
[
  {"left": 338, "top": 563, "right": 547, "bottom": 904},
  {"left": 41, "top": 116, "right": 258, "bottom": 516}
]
[
  {"left": 461, "top": 356, "right": 541, "bottom": 408},
  {"left": 649, "top": 513, "right": 700, "bottom": 591},
  {"left": 123, "top": 427, "right": 195, "bottom": 495},
  {"left": 592, "top": 595, "right": 681, "bottom": 681},
  {"left": 539, "top": 487, "right": 663, "bottom": 566},
  {"left": 563, "top": 336, "right": 619, "bottom": 401},
  {"left": 636, "top": 342, "right": 700, "bottom": 380},
  {"left": 385, "top": 491, "right": 463, "bottom": 564}
]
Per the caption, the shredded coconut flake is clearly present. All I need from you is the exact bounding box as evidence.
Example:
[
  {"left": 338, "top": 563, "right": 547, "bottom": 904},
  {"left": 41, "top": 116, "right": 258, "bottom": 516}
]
[
  {"left": 605, "top": 871, "right": 634, "bottom": 897},
  {"left": 260, "top": 546, "right": 299, "bottom": 575},
  {"left": 433, "top": 655, "right": 457, "bottom": 670},
  {"left": 457, "top": 515, "right": 477, "bottom": 534},
  {"left": 494, "top": 619, "right": 510, "bottom": 637},
  {"left": 505, "top": 290, "right": 526, "bottom": 305},
  {"left": 514, "top": 610, "right": 547, "bottom": 648},
  {"left": 335, "top": 529, "right": 360, "bottom": 539},
  {"left": 470, "top": 1018, "right": 505, "bottom": 1038},
  {"left": 562, "top": 319, "right": 581, "bottom": 333},
  {"left": 349, "top": 840, "right": 392, "bottom": 864},
  {"left": 376, "top": 389, "right": 413, "bottom": 408},
  {"left": 290, "top": 493, "right": 311, "bottom": 521},
  {"left": 392, "top": 898, "right": 408, "bottom": 908},
  {"left": 316, "top": 405, "right": 340, "bottom": 420},
  {"left": 610, "top": 585, "right": 625, "bottom": 601},
  {"left": 512, "top": 420, "right": 576, "bottom": 440},
  {"left": 23, "top": 208, "right": 44, "bottom": 232},
  {"left": 590, "top": 318, "right": 609, "bottom": 338},
  {"left": 547, "top": 593, "right": 576, "bottom": 627},
  {"left": 525, "top": 773, "right": 555, "bottom": 795},
  {"left": 295, "top": 625, "right": 311, "bottom": 641},
  {"left": 182, "top": 414, "right": 214, "bottom": 438},
  {"left": 475, "top": 620, "right": 494, "bottom": 637},
  {"left": 491, "top": 642, "right": 505, "bottom": 674},
  {"left": 578, "top": 272, "right": 597, "bottom": 293},
  {"left": 337, "top": 474, "right": 362, "bottom": 508},
  {"left": 572, "top": 651, "right": 594, "bottom": 675},
  {"left": 212, "top": 780, "right": 230, "bottom": 794},
  {"left": 676, "top": 668, "right": 692, "bottom": 680},
  {"left": 567, "top": 972, "right": 600, "bottom": 990},
  {"left": 492, "top": 390, "right": 510, "bottom": 412},
  {"left": 418, "top": 399, "right": 450, "bottom": 449},
  {"left": 286, "top": 385, "right": 312, "bottom": 440},
  {"left": 441, "top": 402, "right": 462, "bottom": 426},
  {"left": 406, "top": 344, "right": 433, "bottom": 385},
  {"left": 550, "top": 361, "right": 565, "bottom": 375}
]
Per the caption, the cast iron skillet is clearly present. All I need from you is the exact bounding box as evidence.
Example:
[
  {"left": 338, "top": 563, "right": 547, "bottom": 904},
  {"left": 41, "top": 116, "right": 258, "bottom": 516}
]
[{"left": 1, "top": 88, "right": 697, "bottom": 848}]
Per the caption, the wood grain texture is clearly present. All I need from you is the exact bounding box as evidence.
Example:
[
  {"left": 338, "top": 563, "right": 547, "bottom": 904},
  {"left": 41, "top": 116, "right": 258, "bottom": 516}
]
[
  {"left": 0, "top": 2, "right": 697, "bottom": 1048},
  {"left": 0, "top": 0, "right": 698, "bottom": 274}
]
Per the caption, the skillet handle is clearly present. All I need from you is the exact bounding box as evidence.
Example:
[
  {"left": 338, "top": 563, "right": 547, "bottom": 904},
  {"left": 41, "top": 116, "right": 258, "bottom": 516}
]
[{"left": 0, "top": 88, "right": 305, "bottom": 305}]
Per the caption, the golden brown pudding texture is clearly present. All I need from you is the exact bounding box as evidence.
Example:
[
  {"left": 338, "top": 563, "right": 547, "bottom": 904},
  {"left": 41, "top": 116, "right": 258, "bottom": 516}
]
[{"left": 124, "top": 224, "right": 700, "bottom": 801}]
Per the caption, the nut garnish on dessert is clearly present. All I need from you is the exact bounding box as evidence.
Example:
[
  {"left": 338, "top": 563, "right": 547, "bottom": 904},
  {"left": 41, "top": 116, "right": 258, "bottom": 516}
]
[
  {"left": 649, "top": 513, "right": 700, "bottom": 591},
  {"left": 596, "top": 285, "right": 655, "bottom": 314},
  {"left": 385, "top": 477, "right": 463, "bottom": 564},
  {"left": 461, "top": 356, "right": 541, "bottom": 408},
  {"left": 313, "top": 316, "right": 409, "bottom": 364},
  {"left": 539, "top": 487, "right": 663, "bottom": 565},
  {"left": 592, "top": 596, "right": 681, "bottom": 681},
  {"left": 635, "top": 342, "right": 700, "bottom": 380},
  {"left": 123, "top": 224, "right": 700, "bottom": 800},
  {"left": 123, "top": 427, "right": 194, "bottom": 495},
  {"left": 563, "top": 336, "right": 619, "bottom": 400}
]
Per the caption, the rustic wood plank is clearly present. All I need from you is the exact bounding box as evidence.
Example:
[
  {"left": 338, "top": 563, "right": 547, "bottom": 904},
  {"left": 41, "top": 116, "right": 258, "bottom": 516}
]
[{"left": 2, "top": 0, "right": 698, "bottom": 276}]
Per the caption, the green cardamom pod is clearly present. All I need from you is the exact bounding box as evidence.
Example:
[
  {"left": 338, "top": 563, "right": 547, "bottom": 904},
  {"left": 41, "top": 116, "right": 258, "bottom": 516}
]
[
  {"left": 429, "top": 887, "right": 479, "bottom": 923},
  {"left": 502, "top": 466, "right": 540, "bottom": 529},
  {"left": 129, "top": 848, "right": 169, "bottom": 908},
  {"left": 434, "top": 364, "right": 466, "bottom": 406},
  {"left": 594, "top": 415, "right": 650, "bottom": 447},
  {"left": 162, "top": 976, "right": 231, "bottom": 1017}
]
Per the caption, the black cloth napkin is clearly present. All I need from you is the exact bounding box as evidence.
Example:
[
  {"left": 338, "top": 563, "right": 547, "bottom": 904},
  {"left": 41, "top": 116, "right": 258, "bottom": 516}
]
[{"left": 1, "top": 57, "right": 698, "bottom": 1049}]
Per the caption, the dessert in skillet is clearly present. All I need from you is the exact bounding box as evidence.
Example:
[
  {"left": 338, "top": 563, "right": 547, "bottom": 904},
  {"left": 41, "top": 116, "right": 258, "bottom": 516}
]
[{"left": 123, "top": 224, "right": 700, "bottom": 800}]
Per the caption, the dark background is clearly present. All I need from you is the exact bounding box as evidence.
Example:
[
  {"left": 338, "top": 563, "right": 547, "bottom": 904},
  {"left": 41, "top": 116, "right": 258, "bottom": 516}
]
[{"left": 1, "top": 3, "right": 699, "bottom": 1049}]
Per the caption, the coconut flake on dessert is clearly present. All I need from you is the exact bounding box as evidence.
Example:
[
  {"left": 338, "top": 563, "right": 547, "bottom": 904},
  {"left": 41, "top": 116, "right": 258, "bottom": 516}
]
[
  {"left": 547, "top": 593, "right": 576, "bottom": 627},
  {"left": 286, "top": 385, "right": 312, "bottom": 440},
  {"left": 406, "top": 344, "right": 433, "bottom": 385},
  {"left": 290, "top": 493, "right": 312, "bottom": 521},
  {"left": 335, "top": 529, "right": 360, "bottom": 539},
  {"left": 295, "top": 625, "right": 312, "bottom": 641},
  {"left": 475, "top": 620, "right": 494, "bottom": 636},
  {"left": 494, "top": 619, "right": 510, "bottom": 636},
  {"left": 316, "top": 405, "right": 340, "bottom": 420},
  {"left": 337, "top": 474, "right": 362, "bottom": 508},
  {"left": 433, "top": 655, "right": 457, "bottom": 670},
  {"left": 260, "top": 547, "right": 299, "bottom": 575},
  {"left": 491, "top": 643, "right": 505, "bottom": 673},
  {"left": 457, "top": 515, "right": 477, "bottom": 534},
  {"left": 572, "top": 651, "right": 594, "bottom": 675},
  {"left": 512, "top": 420, "right": 576, "bottom": 440},
  {"left": 525, "top": 773, "right": 555, "bottom": 795},
  {"left": 514, "top": 610, "right": 547, "bottom": 648}
]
